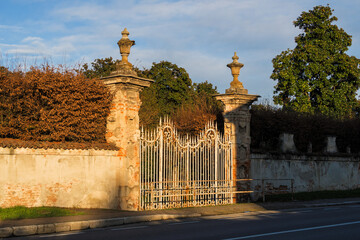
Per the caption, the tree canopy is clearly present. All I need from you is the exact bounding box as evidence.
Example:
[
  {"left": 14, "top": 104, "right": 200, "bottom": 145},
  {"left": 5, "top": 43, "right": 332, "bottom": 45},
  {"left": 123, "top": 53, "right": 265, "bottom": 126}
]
[
  {"left": 138, "top": 61, "right": 223, "bottom": 132},
  {"left": 82, "top": 59, "right": 222, "bottom": 132},
  {"left": 140, "top": 61, "right": 193, "bottom": 118},
  {"left": 271, "top": 5, "right": 360, "bottom": 118},
  {"left": 82, "top": 57, "right": 118, "bottom": 79}
]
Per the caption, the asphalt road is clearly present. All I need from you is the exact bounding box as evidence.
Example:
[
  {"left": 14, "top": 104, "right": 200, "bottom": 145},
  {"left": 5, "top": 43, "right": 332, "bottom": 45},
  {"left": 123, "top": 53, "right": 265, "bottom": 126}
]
[{"left": 15, "top": 204, "right": 360, "bottom": 240}]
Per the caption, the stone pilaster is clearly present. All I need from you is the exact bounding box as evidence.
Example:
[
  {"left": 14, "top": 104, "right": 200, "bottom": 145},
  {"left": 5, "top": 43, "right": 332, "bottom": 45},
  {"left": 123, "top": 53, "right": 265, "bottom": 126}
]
[
  {"left": 102, "top": 28, "right": 153, "bottom": 210},
  {"left": 215, "top": 53, "right": 260, "bottom": 182}
]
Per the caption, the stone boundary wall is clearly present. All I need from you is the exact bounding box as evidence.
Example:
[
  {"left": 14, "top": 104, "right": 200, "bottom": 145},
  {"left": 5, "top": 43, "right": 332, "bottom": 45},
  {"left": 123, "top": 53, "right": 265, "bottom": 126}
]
[
  {"left": 250, "top": 153, "right": 360, "bottom": 193},
  {"left": 0, "top": 147, "right": 124, "bottom": 209}
]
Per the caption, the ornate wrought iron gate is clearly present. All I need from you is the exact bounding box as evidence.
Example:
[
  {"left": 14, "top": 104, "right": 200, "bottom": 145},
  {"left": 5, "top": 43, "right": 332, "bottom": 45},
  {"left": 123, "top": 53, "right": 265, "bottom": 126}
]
[{"left": 140, "top": 118, "right": 233, "bottom": 210}]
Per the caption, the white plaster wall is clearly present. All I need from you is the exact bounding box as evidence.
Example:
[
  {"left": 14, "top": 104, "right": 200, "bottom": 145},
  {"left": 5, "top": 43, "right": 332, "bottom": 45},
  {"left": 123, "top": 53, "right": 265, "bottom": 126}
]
[
  {"left": 0, "top": 147, "right": 122, "bottom": 209},
  {"left": 250, "top": 153, "right": 360, "bottom": 193}
]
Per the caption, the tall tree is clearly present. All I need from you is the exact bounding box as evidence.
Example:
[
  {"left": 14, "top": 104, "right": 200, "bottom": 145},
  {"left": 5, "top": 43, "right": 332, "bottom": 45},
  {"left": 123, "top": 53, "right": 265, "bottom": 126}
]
[
  {"left": 271, "top": 5, "right": 360, "bottom": 118},
  {"left": 82, "top": 57, "right": 118, "bottom": 79},
  {"left": 139, "top": 61, "right": 193, "bottom": 127}
]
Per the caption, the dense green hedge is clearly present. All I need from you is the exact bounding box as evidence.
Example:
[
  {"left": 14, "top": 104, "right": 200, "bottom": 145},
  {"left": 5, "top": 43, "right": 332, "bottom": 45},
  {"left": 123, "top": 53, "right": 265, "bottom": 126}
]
[{"left": 250, "top": 105, "right": 360, "bottom": 154}]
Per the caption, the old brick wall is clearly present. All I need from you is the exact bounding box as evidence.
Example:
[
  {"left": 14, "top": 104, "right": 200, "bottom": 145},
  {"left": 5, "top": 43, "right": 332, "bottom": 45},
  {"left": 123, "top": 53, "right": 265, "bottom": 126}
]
[{"left": 0, "top": 147, "right": 123, "bottom": 209}]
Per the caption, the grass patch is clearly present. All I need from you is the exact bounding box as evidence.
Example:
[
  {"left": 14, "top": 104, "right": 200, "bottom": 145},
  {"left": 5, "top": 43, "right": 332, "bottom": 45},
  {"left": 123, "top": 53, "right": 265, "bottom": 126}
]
[
  {"left": 0, "top": 206, "right": 84, "bottom": 220},
  {"left": 263, "top": 188, "right": 360, "bottom": 202}
]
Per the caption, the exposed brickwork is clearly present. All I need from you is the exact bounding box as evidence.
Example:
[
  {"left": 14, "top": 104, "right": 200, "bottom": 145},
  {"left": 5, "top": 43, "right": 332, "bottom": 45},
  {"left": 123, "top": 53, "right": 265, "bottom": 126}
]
[
  {"left": 102, "top": 74, "right": 152, "bottom": 211},
  {"left": 1, "top": 182, "right": 73, "bottom": 207},
  {"left": 2, "top": 184, "right": 41, "bottom": 207}
]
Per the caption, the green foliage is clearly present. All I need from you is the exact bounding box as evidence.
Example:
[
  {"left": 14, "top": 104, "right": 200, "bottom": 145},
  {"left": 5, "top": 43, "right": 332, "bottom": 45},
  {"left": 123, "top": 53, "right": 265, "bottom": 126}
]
[
  {"left": 139, "top": 62, "right": 222, "bottom": 131},
  {"left": 250, "top": 105, "right": 360, "bottom": 153},
  {"left": 271, "top": 5, "right": 360, "bottom": 118},
  {"left": 81, "top": 58, "right": 223, "bottom": 132},
  {"left": 140, "top": 61, "right": 193, "bottom": 117},
  {"left": 82, "top": 57, "right": 118, "bottom": 79},
  {"left": 0, "top": 206, "right": 83, "bottom": 220},
  {"left": 0, "top": 66, "right": 113, "bottom": 144}
]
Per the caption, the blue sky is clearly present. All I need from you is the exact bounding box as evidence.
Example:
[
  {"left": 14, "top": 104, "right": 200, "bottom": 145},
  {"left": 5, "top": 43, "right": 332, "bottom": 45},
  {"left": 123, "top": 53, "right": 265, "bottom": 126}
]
[{"left": 1, "top": 0, "right": 360, "bottom": 101}]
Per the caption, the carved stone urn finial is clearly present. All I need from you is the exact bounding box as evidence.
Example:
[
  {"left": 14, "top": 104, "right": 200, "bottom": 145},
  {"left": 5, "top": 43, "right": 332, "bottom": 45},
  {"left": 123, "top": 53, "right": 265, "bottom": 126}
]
[
  {"left": 113, "top": 28, "right": 136, "bottom": 75},
  {"left": 225, "top": 52, "right": 247, "bottom": 94}
]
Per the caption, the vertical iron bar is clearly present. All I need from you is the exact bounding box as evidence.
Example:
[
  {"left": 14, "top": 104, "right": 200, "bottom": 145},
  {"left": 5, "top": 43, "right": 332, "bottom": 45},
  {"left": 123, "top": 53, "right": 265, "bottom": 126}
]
[
  {"left": 215, "top": 135, "right": 218, "bottom": 204},
  {"left": 159, "top": 126, "right": 163, "bottom": 207}
]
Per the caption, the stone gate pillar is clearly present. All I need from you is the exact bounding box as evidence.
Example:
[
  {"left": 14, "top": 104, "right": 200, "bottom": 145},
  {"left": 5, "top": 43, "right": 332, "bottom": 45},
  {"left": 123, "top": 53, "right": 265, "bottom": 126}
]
[
  {"left": 102, "top": 28, "right": 153, "bottom": 210},
  {"left": 215, "top": 53, "right": 259, "bottom": 190}
]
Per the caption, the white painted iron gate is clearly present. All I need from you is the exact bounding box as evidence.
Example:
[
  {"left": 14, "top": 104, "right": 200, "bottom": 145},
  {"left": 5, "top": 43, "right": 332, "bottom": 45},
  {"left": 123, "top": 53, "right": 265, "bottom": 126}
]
[{"left": 140, "top": 118, "right": 233, "bottom": 210}]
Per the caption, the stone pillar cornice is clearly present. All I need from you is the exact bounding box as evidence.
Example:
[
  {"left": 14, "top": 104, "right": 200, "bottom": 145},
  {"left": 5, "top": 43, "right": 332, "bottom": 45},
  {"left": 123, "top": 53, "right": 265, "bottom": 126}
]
[
  {"left": 215, "top": 94, "right": 260, "bottom": 107},
  {"left": 101, "top": 74, "right": 153, "bottom": 89}
]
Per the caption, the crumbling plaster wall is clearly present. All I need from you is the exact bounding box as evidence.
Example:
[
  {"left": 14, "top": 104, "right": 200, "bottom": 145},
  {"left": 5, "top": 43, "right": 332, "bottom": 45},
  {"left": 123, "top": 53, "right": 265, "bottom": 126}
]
[
  {"left": 0, "top": 147, "right": 123, "bottom": 209},
  {"left": 251, "top": 153, "right": 360, "bottom": 192}
]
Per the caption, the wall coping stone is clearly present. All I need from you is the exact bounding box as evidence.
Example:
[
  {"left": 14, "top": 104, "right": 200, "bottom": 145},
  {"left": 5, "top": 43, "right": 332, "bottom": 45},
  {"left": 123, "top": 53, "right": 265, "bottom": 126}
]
[
  {"left": 251, "top": 152, "right": 360, "bottom": 162},
  {"left": 0, "top": 147, "right": 118, "bottom": 156}
]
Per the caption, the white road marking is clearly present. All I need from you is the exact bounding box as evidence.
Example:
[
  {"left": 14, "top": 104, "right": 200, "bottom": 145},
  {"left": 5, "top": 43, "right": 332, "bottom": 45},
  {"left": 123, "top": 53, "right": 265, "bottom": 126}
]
[
  {"left": 169, "top": 220, "right": 200, "bottom": 225},
  {"left": 223, "top": 220, "right": 360, "bottom": 240},
  {"left": 111, "top": 226, "right": 148, "bottom": 231},
  {"left": 39, "top": 232, "right": 83, "bottom": 238}
]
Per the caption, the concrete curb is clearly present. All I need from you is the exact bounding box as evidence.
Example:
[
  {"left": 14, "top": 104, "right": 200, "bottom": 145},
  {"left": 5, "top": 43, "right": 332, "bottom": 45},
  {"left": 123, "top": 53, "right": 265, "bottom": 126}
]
[
  {"left": 1, "top": 200, "right": 360, "bottom": 238},
  {"left": 0, "top": 213, "right": 201, "bottom": 238}
]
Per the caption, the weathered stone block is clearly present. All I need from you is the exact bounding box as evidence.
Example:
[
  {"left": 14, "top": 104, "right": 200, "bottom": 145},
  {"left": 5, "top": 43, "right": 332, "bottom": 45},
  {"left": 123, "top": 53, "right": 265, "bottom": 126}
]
[
  {"left": 279, "top": 133, "right": 297, "bottom": 153},
  {"left": 37, "top": 224, "right": 55, "bottom": 234},
  {"left": 55, "top": 222, "right": 71, "bottom": 232},
  {"left": 68, "top": 221, "right": 90, "bottom": 231},
  {"left": 13, "top": 225, "right": 37, "bottom": 236},
  {"left": 88, "top": 219, "right": 107, "bottom": 228},
  {"left": 124, "top": 215, "right": 155, "bottom": 224},
  {"left": 0, "top": 227, "right": 13, "bottom": 238},
  {"left": 103, "top": 217, "right": 125, "bottom": 227},
  {"left": 325, "top": 136, "right": 338, "bottom": 153}
]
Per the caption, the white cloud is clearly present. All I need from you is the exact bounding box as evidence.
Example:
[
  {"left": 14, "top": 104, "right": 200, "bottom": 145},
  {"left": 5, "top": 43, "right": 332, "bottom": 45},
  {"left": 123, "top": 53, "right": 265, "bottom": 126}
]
[
  {"left": 0, "top": 24, "right": 22, "bottom": 31},
  {"left": 22, "top": 36, "right": 44, "bottom": 43}
]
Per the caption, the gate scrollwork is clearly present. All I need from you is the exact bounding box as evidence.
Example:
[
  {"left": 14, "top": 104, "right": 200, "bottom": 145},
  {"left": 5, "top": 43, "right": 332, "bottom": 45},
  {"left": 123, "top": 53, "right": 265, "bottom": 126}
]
[{"left": 140, "top": 117, "right": 233, "bottom": 210}]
